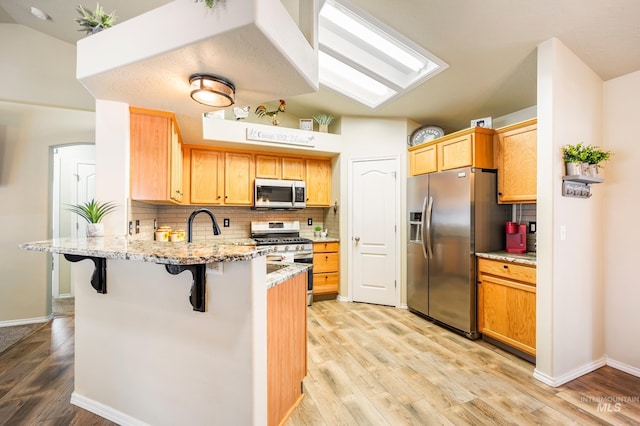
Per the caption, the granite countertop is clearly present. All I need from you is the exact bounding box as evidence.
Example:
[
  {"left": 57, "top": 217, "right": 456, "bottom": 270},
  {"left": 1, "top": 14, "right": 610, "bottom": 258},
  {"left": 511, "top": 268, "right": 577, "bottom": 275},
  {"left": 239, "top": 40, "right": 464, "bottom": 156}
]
[
  {"left": 309, "top": 236, "right": 340, "bottom": 243},
  {"left": 476, "top": 251, "right": 537, "bottom": 266},
  {"left": 266, "top": 261, "right": 312, "bottom": 289},
  {"left": 19, "top": 236, "right": 272, "bottom": 265}
]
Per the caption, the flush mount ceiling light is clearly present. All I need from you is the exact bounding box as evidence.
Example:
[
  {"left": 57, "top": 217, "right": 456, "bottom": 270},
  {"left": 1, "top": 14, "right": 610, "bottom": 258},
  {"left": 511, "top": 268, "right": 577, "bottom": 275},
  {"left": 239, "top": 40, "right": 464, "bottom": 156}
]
[
  {"left": 189, "top": 74, "right": 235, "bottom": 107},
  {"left": 319, "top": 0, "right": 448, "bottom": 109}
]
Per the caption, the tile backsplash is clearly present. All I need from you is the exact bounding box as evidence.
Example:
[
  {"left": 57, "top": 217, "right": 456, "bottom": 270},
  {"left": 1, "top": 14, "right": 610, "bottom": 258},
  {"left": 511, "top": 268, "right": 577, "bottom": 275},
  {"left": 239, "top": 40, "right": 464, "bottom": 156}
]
[
  {"left": 130, "top": 201, "right": 339, "bottom": 242},
  {"left": 512, "top": 203, "right": 537, "bottom": 252}
]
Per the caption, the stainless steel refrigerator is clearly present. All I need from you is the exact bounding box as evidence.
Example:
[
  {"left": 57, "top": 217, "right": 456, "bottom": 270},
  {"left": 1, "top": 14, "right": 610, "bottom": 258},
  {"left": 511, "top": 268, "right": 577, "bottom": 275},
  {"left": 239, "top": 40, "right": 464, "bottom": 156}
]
[{"left": 407, "top": 167, "right": 510, "bottom": 339}]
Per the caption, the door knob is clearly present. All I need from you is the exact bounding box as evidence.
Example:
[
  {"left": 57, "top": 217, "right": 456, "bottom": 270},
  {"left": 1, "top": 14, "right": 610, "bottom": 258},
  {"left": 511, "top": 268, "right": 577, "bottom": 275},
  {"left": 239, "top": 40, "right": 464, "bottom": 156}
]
[{"left": 354, "top": 236, "right": 360, "bottom": 244}]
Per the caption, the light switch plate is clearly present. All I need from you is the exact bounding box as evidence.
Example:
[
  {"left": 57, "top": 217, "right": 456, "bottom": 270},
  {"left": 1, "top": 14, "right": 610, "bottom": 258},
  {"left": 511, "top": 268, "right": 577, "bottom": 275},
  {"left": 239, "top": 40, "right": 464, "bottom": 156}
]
[{"left": 307, "top": 218, "right": 313, "bottom": 226}]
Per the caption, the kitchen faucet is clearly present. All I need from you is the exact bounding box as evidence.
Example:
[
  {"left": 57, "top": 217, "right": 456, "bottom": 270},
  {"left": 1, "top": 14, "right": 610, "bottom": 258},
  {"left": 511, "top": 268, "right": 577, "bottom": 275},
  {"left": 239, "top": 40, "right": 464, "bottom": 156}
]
[{"left": 187, "top": 208, "right": 221, "bottom": 242}]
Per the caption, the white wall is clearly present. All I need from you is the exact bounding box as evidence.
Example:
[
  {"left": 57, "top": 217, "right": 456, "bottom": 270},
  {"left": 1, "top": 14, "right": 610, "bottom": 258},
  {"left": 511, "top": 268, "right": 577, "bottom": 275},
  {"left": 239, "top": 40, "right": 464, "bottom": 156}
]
[
  {"left": 95, "top": 100, "right": 130, "bottom": 236},
  {"left": 0, "top": 24, "right": 94, "bottom": 111},
  {"left": 338, "top": 117, "right": 416, "bottom": 304},
  {"left": 603, "top": 70, "right": 640, "bottom": 375},
  {"left": 0, "top": 24, "right": 96, "bottom": 323},
  {"left": 535, "top": 38, "right": 606, "bottom": 385},
  {"left": 0, "top": 102, "right": 95, "bottom": 322}
]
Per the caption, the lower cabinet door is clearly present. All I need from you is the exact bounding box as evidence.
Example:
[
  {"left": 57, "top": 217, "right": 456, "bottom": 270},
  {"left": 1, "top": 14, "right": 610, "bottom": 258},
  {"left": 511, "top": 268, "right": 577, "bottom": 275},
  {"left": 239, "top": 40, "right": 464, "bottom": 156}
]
[{"left": 478, "top": 275, "right": 536, "bottom": 356}]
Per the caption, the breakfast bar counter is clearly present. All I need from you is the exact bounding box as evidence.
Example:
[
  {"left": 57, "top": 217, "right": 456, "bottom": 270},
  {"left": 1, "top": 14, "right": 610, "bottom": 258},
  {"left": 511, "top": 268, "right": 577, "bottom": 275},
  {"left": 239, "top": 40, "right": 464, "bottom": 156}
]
[{"left": 19, "top": 236, "right": 309, "bottom": 426}]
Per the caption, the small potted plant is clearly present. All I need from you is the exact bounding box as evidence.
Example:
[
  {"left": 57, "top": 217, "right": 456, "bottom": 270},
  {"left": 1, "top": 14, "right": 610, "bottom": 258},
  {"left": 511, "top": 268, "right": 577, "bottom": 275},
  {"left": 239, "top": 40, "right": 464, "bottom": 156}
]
[
  {"left": 313, "top": 114, "right": 334, "bottom": 133},
  {"left": 585, "top": 145, "right": 612, "bottom": 176},
  {"left": 195, "top": 0, "right": 225, "bottom": 8},
  {"left": 75, "top": 3, "right": 117, "bottom": 36},
  {"left": 314, "top": 225, "right": 322, "bottom": 237},
  {"left": 562, "top": 143, "right": 586, "bottom": 176},
  {"left": 68, "top": 198, "right": 118, "bottom": 237}
]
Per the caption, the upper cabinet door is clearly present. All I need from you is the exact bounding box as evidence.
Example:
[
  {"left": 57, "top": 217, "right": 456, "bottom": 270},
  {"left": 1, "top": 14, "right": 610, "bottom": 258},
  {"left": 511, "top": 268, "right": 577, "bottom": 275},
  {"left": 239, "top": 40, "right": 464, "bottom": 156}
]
[
  {"left": 255, "top": 155, "right": 281, "bottom": 179},
  {"left": 496, "top": 120, "right": 537, "bottom": 203},
  {"left": 130, "top": 107, "right": 184, "bottom": 204},
  {"left": 225, "top": 152, "right": 254, "bottom": 205},
  {"left": 281, "top": 157, "right": 305, "bottom": 181},
  {"left": 189, "top": 148, "right": 224, "bottom": 205},
  {"left": 305, "top": 159, "right": 331, "bottom": 207}
]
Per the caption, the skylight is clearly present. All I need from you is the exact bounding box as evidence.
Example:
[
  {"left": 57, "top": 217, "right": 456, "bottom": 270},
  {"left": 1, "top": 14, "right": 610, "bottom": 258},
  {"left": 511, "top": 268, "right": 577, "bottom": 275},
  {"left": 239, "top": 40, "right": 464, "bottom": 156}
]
[{"left": 318, "top": 0, "right": 448, "bottom": 109}]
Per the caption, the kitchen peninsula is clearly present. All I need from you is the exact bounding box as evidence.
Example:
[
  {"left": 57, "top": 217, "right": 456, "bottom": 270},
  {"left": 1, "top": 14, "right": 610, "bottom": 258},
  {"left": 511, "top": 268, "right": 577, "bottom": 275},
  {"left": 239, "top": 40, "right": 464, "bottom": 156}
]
[{"left": 20, "top": 236, "right": 310, "bottom": 426}]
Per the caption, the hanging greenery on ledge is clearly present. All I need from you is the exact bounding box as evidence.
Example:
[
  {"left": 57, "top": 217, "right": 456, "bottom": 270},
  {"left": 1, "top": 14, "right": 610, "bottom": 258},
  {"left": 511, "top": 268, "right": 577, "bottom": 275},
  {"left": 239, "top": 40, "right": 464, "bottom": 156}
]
[
  {"left": 75, "top": 3, "right": 117, "bottom": 35},
  {"left": 195, "top": 0, "right": 226, "bottom": 8}
]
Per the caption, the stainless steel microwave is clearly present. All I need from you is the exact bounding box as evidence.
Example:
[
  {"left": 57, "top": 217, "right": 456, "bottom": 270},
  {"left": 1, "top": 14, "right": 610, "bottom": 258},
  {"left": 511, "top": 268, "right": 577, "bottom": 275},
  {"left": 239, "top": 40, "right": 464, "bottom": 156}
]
[{"left": 254, "top": 179, "right": 306, "bottom": 209}]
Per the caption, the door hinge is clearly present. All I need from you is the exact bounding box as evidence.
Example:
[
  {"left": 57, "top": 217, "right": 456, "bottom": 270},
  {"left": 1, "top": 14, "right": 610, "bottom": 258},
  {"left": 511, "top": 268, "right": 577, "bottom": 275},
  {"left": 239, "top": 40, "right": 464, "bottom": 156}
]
[{"left": 395, "top": 280, "right": 397, "bottom": 288}]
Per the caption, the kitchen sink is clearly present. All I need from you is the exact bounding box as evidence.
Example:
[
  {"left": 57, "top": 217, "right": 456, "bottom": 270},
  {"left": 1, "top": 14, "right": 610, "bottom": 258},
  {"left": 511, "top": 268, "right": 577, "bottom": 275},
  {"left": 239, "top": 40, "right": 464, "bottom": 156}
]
[{"left": 266, "top": 263, "right": 287, "bottom": 274}]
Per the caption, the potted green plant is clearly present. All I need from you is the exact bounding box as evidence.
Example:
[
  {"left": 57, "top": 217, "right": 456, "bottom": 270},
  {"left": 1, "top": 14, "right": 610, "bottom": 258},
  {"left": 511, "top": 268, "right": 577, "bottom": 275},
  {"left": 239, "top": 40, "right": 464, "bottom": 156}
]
[
  {"left": 75, "top": 3, "right": 117, "bottom": 35},
  {"left": 585, "top": 145, "right": 612, "bottom": 176},
  {"left": 314, "top": 225, "right": 322, "bottom": 237},
  {"left": 313, "top": 114, "right": 334, "bottom": 133},
  {"left": 562, "top": 143, "right": 586, "bottom": 176},
  {"left": 195, "top": 0, "right": 225, "bottom": 8},
  {"left": 68, "top": 199, "right": 118, "bottom": 237}
]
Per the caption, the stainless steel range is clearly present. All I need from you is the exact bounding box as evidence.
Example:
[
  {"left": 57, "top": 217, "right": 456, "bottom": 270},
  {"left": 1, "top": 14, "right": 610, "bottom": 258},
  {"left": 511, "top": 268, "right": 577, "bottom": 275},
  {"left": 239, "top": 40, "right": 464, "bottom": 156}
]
[{"left": 251, "top": 221, "right": 313, "bottom": 305}]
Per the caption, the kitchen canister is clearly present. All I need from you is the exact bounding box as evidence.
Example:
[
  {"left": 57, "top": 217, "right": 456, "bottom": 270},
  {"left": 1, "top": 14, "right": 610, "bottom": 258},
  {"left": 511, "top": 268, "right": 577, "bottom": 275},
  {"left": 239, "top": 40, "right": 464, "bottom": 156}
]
[{"left": 155, "top": 226, "right": 171, "bottom": 242}]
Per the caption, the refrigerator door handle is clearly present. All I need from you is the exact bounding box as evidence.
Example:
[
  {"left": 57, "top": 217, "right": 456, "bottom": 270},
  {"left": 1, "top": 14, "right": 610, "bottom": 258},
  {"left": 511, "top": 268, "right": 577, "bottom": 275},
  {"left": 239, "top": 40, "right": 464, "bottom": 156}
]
[
  {"left": 426, "top": 196, "right": 434, "bottom": 259},
  {"left": 420, "top": 196, "right": 428, "bottom": 259}
]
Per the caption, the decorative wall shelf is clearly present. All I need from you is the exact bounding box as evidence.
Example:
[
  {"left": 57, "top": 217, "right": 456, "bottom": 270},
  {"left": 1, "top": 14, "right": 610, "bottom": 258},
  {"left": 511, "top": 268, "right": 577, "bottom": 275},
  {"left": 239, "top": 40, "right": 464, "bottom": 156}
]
[{"left": 562, "top": 175, "right": 604, "bottom": 198}]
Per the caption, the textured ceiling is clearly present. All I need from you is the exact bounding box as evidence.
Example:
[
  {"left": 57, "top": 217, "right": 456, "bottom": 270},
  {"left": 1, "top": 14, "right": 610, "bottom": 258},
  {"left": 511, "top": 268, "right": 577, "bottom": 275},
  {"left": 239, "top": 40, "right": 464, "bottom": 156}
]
[{"left": 1, "top": 0, "right": 639, "bottom": 133}]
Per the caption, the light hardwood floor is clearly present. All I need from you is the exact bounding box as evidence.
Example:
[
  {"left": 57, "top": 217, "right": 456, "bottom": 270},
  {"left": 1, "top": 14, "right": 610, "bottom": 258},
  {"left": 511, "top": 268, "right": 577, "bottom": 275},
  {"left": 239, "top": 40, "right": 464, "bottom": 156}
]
[{"left": 0, "top": 300, "right": 638, "bottom": 425}]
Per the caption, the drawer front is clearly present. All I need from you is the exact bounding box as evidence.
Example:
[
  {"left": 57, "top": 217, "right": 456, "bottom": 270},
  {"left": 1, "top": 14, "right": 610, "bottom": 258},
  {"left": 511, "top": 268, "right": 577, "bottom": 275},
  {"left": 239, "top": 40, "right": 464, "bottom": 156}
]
[
  {"left": 313, "top": 253, "right": 339, "bottom": 273},
  {"left": 478, "top": 258, "right": 536, "bottom": 285},
  {"left": 313, "top": 242, "right": 339, "bottom": 253},
  {"left": 313, "top": 272, "right": 339, "bottom": 294}
]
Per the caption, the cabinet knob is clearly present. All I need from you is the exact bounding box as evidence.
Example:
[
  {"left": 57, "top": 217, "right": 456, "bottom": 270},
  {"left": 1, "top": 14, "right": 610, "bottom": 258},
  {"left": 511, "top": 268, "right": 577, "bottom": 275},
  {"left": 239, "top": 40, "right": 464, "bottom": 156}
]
[
  {"left": 225, "top": 195, "right": 228, "bottom": 199},
  {"left": 498, "top": 192, "right": 503, "bottom": 196},
  {"left": 217, "top": 195, "right": 221, "bottom": 199},
  {"left": 503, "top": 265, "right": 508, "bottom": 269}
]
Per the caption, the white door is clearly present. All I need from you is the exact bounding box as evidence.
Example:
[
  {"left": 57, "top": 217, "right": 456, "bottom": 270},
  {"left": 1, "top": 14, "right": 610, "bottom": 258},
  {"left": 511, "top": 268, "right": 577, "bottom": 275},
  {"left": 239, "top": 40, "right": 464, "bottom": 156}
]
[
  {"left": 351, "top": 158, "right": 399, "bottom": 306},
  {"left": 73, "top": 162, "right": 97, "bottom": 239}
]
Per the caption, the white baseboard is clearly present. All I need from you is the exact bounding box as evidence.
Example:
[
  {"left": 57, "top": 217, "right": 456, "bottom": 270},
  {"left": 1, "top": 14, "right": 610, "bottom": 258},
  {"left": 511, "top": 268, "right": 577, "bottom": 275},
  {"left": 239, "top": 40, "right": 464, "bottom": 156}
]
[
  {"left": 336, "top": 295, "right": 350, "bottom": 302},
  {"left": 399, "top": 303, "right": 408, "bottom": 310},
  {"left": 0, "top": 314, "right": 52, "bottom": 328},
  {"left": 533, "top": 357, "right": 606, "bottom": 387},
  {"left": 71, "top": 392, "right": 149, "bottom": 426},
  {"left": 606, "top": 357, "right": 640, "bottom": 378}
]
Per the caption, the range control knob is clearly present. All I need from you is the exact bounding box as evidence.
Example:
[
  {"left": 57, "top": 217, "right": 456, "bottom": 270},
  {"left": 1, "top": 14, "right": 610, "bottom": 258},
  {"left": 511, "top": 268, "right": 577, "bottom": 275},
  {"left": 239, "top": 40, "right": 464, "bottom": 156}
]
[{"left": 284, "top": 246, "right": 289, "bottom": 252}]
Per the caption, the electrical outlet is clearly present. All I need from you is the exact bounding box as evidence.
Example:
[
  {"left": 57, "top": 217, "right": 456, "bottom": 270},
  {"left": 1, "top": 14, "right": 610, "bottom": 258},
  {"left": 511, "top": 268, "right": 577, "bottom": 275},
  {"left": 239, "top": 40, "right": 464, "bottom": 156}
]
[
  {"left": 307, "top": 218, "right": 313, "bottom": 226},
  {"left": 223, "top": 218, "right": 230, "bottom": 227},
  {"left": 135, "top": 220, "right": 140, "bottom": 234},
  {"left": 128, "top": 221, "right": 133, "bottom": 235},
  {"left": 529, "top": 221, "right": 536, "bottom": 233}
]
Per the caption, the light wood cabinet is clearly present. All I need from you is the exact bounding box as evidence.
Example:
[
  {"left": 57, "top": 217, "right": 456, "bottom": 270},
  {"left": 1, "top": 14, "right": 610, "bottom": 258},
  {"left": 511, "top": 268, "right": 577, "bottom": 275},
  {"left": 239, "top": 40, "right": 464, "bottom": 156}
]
[
  {"left": 189, "top": 148, "right": 224, "bottom": 205},
  {"left": 184, "top": 148, "right": 253, "bottom": 205},
  {"left": 313, "top": 241, "right": 339, "bottom": 295},
  {"left": 267, "top": 272, "right": 307, "bottom": 426},
  {"left": 184, "top": 146, "right": 331, "bottom": 206},
  {"left": 224, "top": 152, "right": 254, "bottom": 205},
  {"left": 495, "top": 119, "right": 537, "bottom": 203},
  {"left": 130, "top": 107, "right": 183, "bottom": 203},
  {"left": 477, "top": 257, "right": 536, "bottom": 356},
  {"left": 255, "top": 155, "right": 305, "bottom": 180},
  {"left": 408, "top": 127, "right": 495, "bottom": 176},
  {"left": 282, "top": 157, "right": 305, "bottom": 180},
  {"left": 409, "top": 144, "right": 437, "bottom": 175},
  {"left": 305, "top": 159, "right": 331, "bottom": 206}
]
